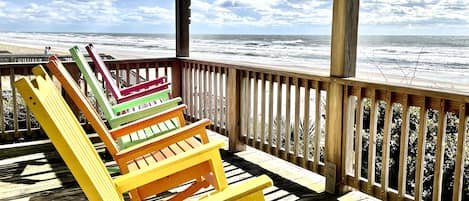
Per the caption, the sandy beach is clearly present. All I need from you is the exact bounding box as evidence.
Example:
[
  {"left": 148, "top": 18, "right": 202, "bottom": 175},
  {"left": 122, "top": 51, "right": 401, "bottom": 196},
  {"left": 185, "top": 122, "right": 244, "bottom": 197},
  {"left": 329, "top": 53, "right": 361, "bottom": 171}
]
[
  {"left": 0, "top": 41, "right": 143, "bottom": 59},
  {"left": 0, "top": 42, "right": 68, "bottom": 55}
]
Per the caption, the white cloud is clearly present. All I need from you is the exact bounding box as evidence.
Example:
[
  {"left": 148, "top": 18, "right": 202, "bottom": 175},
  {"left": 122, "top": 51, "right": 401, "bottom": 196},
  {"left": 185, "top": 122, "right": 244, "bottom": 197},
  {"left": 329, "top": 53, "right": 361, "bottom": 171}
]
[
  {"left": 0, "top": 0, "right": 176, "bottom": 26},
  {"left": 360, "top": 0, "right": 469, "bottom": 26},
  {"left": 192, "top": 0, "right": 332, "bottom": 27},
  {"left": 118, "top": 5, "right": 174, "bottom": 24}
]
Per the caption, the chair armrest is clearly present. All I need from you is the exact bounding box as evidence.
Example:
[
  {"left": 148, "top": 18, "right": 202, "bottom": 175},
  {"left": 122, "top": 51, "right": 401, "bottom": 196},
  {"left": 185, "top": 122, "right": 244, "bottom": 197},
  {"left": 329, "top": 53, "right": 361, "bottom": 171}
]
[
  {"left": 113, "top": 140, "right": 224, "bottom": 194},
  {"left": 198, "top": 175, "right": 273, "bottom": 201},
  {"left": 117, "top": 82, "right": 170, "bottom": 103},
  {"left": 120, "top": 76, "right": 167, "bottom": 95},
  {"left": 114, "top": 119, "right": 211, "bottom": 163},
  {"left": 110, "top": 104, "right": 187, "bottom": 139},
  {"left": 112, "top": 88, "right": 172, "bottom": 114},
  {"left": 109, "top": 97, "right": 182, "bottom": 127}
]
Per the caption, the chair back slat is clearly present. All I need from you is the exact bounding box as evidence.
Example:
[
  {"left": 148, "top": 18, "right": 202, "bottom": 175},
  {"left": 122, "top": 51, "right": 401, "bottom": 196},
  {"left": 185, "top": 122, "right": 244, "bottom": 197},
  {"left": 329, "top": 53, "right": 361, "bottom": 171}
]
[
  {"left": 15, "top": 68, "right": 122, "bottom": 201},
  {"left": 69, "top": 46, "right": 115, "bottom": 121},
  {"left": 86, "top": 43, "right": 122, "bottom": 99}
]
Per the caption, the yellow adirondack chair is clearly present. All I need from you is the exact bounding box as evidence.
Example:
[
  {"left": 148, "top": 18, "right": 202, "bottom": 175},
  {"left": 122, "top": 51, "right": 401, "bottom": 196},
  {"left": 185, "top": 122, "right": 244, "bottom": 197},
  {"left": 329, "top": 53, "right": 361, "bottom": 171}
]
[
  {"left": 29, "top": 64, "right": 214, "bottom": 200},
  {"left": 16, "top": 66, "right": 272, "bottom": 201}
]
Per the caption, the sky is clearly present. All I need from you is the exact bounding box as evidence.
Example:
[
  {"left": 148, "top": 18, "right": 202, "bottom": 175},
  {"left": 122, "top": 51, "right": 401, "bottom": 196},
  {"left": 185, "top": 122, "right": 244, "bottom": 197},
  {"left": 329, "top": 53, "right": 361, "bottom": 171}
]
[{"left": 0, "top": 0, "right": 468, "bottom": 35}]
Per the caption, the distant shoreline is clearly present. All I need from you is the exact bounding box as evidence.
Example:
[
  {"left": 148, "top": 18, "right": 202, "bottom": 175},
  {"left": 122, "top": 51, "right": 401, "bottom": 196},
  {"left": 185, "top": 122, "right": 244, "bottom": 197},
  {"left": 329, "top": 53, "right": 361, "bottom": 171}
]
[{"left": 1, "top": 37, "right": 469, "bottom": 94}]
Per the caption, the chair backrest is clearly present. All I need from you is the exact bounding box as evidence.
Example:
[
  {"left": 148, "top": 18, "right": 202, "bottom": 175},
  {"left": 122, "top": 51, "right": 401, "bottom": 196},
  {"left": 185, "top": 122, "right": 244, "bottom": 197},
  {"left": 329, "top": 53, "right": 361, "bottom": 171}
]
[
  {"left": 86, "top": 43, "right": 121, "bottom": 99},
  {"left": 46, "top": 57, "right": 118, "bottom": 156},
  {"left": 15, "top": 66, "right": 123, "bottom": 201},
  {"left": 69, "top": 46, "right": 115, "bottom": 121}
]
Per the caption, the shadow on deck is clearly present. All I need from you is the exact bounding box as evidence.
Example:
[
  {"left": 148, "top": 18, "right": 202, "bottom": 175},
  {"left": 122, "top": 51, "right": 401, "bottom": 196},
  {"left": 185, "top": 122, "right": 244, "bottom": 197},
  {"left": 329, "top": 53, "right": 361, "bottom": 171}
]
[{"left": 0, "top": 133, "right": 344, "bottom": 201}]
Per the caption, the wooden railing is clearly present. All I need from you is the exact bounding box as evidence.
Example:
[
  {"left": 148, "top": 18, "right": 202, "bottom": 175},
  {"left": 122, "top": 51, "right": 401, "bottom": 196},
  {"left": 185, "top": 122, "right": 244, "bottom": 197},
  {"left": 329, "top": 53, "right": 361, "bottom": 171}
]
[
  {"left": 0, "top": 57, "right": 175, "bottom": 143},
  {"left": 0, "top": 62, "right": 43, "bottom": 142},
  {"left": 339, "top": 79, "right": 469, "bottom": 201},
  {"left": 179, "top": 58, "right": 331, "bottom": 174},
  {"left": 1, "top": 57, "right": 468, "bottom": 200}
]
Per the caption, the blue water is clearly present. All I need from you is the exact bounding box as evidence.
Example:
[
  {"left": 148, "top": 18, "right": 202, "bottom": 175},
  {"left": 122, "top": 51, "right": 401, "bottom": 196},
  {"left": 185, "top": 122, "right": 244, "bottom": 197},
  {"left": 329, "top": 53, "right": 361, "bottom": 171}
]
[{"left": 1, "top": 32, "right": 469, "bottom": 90}]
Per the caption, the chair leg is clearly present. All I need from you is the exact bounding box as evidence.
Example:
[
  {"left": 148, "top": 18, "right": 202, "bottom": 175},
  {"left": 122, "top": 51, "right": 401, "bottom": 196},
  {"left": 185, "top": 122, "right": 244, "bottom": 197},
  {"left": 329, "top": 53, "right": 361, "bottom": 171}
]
[
  {"left": 167, "top": 179, "right": 210, "bottom": 201},
  {"left": 208, "top": 153, "right": 228, "bottom": 191},
  {"left": 129, "top": 189, "right": 142, "bottom": 201}
]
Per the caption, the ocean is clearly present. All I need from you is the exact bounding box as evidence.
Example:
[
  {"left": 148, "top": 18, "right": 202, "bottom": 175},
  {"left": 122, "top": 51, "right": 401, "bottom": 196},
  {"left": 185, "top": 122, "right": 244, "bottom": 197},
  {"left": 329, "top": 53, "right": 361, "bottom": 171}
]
[{"left": 1, "top": 32, "right": 468, "bottom": 90}]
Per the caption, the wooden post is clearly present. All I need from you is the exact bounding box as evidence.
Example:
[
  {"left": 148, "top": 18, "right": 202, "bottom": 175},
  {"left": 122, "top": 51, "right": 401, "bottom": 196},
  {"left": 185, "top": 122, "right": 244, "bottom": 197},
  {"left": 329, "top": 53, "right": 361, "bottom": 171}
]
[
  {"left": 227, "top": 68, "right": 246, "bottom": 152},
  {"left": 326, "top": 0, "right": 359, "bottom": 194},
  {"left": 171, "top": 60, "right": 182, "bottom": 98},
  {"left": 176, "top": 0, "right": 190, "bottom": 57}
]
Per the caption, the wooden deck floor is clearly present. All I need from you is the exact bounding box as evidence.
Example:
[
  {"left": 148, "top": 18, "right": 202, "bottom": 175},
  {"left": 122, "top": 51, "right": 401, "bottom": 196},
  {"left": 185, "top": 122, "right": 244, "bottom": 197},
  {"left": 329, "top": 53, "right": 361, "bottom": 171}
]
[{"left": 0, "top": 132, "right": 376, "bottom": 201}]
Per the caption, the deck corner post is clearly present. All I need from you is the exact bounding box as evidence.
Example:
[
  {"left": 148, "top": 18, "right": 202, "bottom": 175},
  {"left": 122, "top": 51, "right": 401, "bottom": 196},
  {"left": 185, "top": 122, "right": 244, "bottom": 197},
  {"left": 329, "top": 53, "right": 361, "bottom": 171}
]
[
  {"left": 326, "top": 0, "right": 359, "bottom": 194},
  {"left": 176, "top": 0, "right": 190, "bottom": 57},
  {"left": 227, "top": 68, "right": 246, "bottom": 152},
  {"left": 171, "top": 59, "right": 183, "bottom": 98}
]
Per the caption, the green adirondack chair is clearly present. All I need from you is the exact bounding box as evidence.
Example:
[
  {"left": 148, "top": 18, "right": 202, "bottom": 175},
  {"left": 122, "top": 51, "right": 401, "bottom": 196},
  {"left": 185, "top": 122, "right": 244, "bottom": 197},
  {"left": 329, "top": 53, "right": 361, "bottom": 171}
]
[
  {"left": 68, "top": 47, "right": 179, "bottom": 128},
  {"left": 64, "top": 48, "right": 181, "bottom": 148}
]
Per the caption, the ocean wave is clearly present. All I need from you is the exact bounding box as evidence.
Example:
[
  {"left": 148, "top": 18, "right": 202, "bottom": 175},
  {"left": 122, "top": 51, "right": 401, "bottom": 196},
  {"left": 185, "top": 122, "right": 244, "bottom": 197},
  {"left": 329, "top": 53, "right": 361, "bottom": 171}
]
[
  {"left": 272, "top": 39, "right": 304, "bottom": 46},
  {"left": 1, "top": 32, "right": 469, "bottom": 85}
]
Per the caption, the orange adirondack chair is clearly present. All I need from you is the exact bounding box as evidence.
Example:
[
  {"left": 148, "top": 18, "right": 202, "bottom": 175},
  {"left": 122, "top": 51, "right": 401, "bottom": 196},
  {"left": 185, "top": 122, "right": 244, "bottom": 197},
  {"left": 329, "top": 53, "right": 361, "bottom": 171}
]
[
  {"left": 49, "top": 55, "right": 178, "bottom": 149},
  {"left": 28, "top": 65, "right": 223, "bottom": 200},
  {"left": 15, "top": 67, "right": 272, "bottom": 201}
]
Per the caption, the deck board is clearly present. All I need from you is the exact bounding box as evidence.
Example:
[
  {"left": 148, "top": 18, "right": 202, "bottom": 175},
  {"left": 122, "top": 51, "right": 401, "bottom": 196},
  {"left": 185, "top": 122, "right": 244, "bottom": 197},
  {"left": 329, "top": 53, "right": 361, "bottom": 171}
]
[{"left": 0, "top": 131, "right": 375, "bottom": 201}]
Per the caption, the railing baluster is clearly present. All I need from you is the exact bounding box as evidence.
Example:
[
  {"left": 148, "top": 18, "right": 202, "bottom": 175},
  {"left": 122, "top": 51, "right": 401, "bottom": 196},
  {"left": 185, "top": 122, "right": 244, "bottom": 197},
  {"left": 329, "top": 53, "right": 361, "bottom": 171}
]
[
  {"left": 367, "top": 89, "right": 377, "bottom": 193},
  {"left": 293, "top": 78, "right": 300, "bottom": 162},
  {"left": 25, "top": 68, "right": 32, "bottom": 134},
  {"left": 136, "top": 63, "right": 141, "bottom": 84},
  {"left": 353, "top": 87, "right": 364, "bottom": 188},
  {"left": 244, "top": 71, "right": 251, "bottom": 144},
  {"left": 145, "top": 63, "right": 150, "bottom": 81},
  {"left": 203, "top": 65, "right": 208, "bottom": 118},
  {"left": 181, "top": 62, "right": 187, "bottom": 114},
  {"left": 260, "top": 73, "right": 266, "bottom": 151},
  {"left": 218, "top": 66, "right": 223, "bottom": 131},
  {"left": 208, "top": 66, "right": 213, "bottom": 127},
  {"left": 342, "top": 85, "right": 353, "bottom": 181},
  {"left": 452, "top": 103, "right": 466, "bottom": 201},
  {"left": 313, "top": 81, "right": 322, "bottom": 172},
  {"left": 195, "top": 64, "right": 200, "bottom": 120},
  {"left": 125, "top": 63, "right": 130, "bottom": 86},
  {"left": 432, "top": 99, "right": 446, "bottom": 201},
  {"left": 414, "top": 97, "right": 428, "bottom": 201},
  {"left": 116, "top": 64, "right": 121, "bottom": 89},
  {"left": 224, "top": 67, "right": 229, "bottom": 134},
  {"left": 0, "top": 74, "right": 4, "bottom": 135},
  {"left": 398, "top": 94, "right": 410, "bottom": 200},
  {"left": 181, "top": 62, "right": 186, "bottom": 111},
  {"left": 275, "top": 75, "right": 282, "bottom": 157},
  {"left": 252, "top": 72, "right": 258, "bottom": 147},
  {"left": 284, "top": 77, "right": 291, "bottom": 160},
  {"left": 302, "top": 79, "right": 310, "bottom": 168},
  {"left": 213, "top": 65, "right": 218, "bottom": 128},
  {"left": 267, "top": 74, "right": 274, "bottom": 154},
  {"left": 10, "top": 67, "right": 18, "bottom": 139},
  {"left": 200, "top": 64, "right": 205, "bottom": 119},
  {"left": 380, "top": 91, "right": 392, "bottom": 200},
  {"left": 189, "top": 63, "right": 194, "bottom": 121}
]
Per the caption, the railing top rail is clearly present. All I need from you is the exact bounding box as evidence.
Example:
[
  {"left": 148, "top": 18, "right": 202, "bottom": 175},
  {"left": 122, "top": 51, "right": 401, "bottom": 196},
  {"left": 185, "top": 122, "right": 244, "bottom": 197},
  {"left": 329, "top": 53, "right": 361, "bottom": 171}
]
[
  {"left": 2, "top": 56, "right": 469, "bottom": 103},
  {"left": 102, "top": 57, "right": 178, "bottom": 65},
  {"left": 178, "top": 57, "right": 332, "bottom": 82},
  {"left": 339, "top": 77, "right": 469, "bottom": 103}
]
